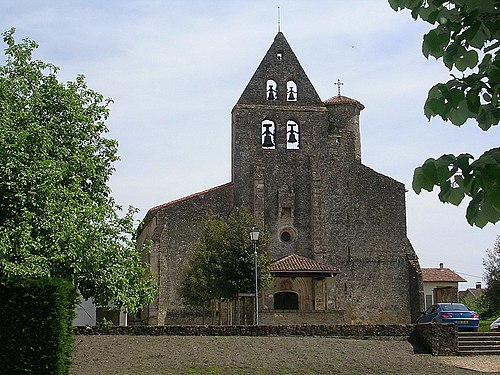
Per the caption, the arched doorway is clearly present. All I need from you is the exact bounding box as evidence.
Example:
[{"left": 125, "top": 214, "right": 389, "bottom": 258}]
[{"left": 274, "top": 291, "right": 299, "bottom": 310}]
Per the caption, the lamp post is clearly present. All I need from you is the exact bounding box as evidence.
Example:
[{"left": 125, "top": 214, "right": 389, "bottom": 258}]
[{"left": 250, "top": 224, "right": 260, "bottom": 325}]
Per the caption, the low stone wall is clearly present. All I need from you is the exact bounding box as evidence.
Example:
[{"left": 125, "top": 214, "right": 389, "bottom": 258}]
[
  {"left": 74, "top": 324, "right": 458, "bottom": 356},
  {"left": 411, "top": 324, "right": 458, "bottom": 356},
  {"left": 260, "top": 310, "right": 345, "bottom": 325},
  {"left": 75, "top": 324, "right": 412, "bottom": 337}
]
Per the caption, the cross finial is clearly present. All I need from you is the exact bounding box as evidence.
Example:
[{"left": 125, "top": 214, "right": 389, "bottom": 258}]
[{"left": 334, "top": 79, "right": 344, "bottom": 96}]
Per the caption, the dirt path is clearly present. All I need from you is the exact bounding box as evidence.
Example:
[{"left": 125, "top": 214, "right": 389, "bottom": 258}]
[{"left": 71, "top": 335, "right": 499, "bottom": 374}]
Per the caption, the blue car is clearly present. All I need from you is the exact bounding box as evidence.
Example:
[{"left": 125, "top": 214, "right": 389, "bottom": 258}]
[{"left": 417, "top": 303, "right": 479, "bottom": 331}]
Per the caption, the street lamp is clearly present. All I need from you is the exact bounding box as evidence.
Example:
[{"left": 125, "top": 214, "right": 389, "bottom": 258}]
[{"left": 250, "top": 224, "right": 260, "bottom": 325}]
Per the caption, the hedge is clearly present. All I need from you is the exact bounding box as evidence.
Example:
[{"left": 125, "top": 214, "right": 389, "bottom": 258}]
[{"left": 0, "top": 278, "right": 78, "bottom": 374}]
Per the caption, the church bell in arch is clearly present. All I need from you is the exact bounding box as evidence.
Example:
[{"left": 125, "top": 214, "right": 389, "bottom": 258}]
[
  {"left": 262, "top": 133, "right": 274, "bottom": 147},
  {"left": 262, "top": 123, "right": 275, "bottom": 147},
  {"left": 288, "top": 123, "right": 298, "bottom": 143}
]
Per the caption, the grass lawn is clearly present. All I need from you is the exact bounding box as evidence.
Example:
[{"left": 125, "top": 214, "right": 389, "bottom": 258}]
[{"left": 479, "top": 316, "right": 496, "bottom": 332}]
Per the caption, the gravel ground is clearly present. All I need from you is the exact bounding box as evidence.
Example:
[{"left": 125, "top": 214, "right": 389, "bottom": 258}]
[{"left": 71, "top": 335, "right": 500, "bottom": 374}]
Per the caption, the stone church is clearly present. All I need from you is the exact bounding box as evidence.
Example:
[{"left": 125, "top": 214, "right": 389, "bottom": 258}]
[{"left": 136, "top": 32, "right": 423, "bottom": 325}]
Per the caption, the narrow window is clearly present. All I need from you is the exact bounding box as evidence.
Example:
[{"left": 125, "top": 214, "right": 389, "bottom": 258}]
[
  {"left": 266, "top": 79, "right": 278, "bottom": 101},
  {"left": 286, "top": 81, "right": 297, "bottom": 101},
  {"left": 286, "top": 120, "right": 300, "bottom": 150},
  {"left": 425, "top": 295, "right": 433, "bottom": 309},
  {"left": 262, "top": 120, "right": 276, "bottom": 149},
  {"left": 276, "top": 50, "right": 283, "bottom": 60},
  {"left": 274, "top": 292, "right": 298, "bottom": 310}
]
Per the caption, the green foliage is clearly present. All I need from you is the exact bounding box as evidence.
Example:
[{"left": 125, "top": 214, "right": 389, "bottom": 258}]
[
  {"left": 96, "top": 317, "right": 114, "bottom": 330},
  {"left": 460, "top": 294, "right": 496, "bottom": 319},
  {"left": 483, "top": 235, "right": 500, "bottom": 313},
  {"left": 0, "top": 28, "right": 157, "bottom": 312},
  {"left": 389, "top": 0, "right": 500, "bottom": 227},
  {"left": 180, "top": 207, "right": 272, "bottom": 309},
  {"left": 412, "top": 148, "right": 500, "bottom": 227},
  {"left": 0, "top": 278, "right": 78, "bottom": 374}
]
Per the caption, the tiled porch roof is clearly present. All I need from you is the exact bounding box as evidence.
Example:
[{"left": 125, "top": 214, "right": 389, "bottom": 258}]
[{"left": 270, "top": 254, "right": 339, "bottom": 277}]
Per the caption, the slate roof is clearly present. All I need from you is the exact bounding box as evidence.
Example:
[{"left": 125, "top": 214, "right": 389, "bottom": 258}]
[
  {"left": 421, "top": 267, "right": 466, "bottom": 282},
  {"left": 324, "top": 95, "right": 365, "bottom": 110},
  {"left": 271, "top": 254, "right": 339, "bottom": 277}
]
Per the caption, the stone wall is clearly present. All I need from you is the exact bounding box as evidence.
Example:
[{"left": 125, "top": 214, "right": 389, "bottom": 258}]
[
  {"left": 136, "top": 183, "right": 234, "bottom": 325},
  {"left": 412, "top": 324, "right": 459, "bottom": 356},
  {"left": 260, "top": 310, "right": 345, "bottom": 325},
  {"left": 75, "top": 324, "right": 458, "bottom": 356},
  {"left": 75, "top": 324, "right": 413, "bottom": 338}
]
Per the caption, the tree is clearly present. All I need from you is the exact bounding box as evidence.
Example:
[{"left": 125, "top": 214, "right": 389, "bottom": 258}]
[
  {"left": 180, "top": 207, "right": 271, "bottom": 311},
  {"left": 483, "top": 235, "right": 500, "bottom": 313},
  {"left": 0, "top": 28, "right": 157, "bottom": 313},
  {"left": 389, "top": 0, "right": 499, "bottom": 227}
]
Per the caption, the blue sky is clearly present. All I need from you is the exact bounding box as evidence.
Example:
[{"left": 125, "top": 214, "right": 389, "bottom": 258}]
[{"left": 2, "top": 0, "right": 498, "bottom": 289}]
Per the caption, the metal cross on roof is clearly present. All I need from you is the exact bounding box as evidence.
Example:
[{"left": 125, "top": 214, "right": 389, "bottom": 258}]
[{"left": 334, "top": 79, "right": 344, "bottom": 96}]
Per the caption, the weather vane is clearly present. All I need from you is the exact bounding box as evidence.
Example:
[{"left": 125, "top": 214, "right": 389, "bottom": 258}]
[{"left": 334, "top": 79, "right": 344, "bottom": 96}]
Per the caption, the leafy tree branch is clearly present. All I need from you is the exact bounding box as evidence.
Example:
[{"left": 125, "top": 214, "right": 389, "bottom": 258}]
[{"left": 389, "top": 0, "right": 499, "bottom": 227}]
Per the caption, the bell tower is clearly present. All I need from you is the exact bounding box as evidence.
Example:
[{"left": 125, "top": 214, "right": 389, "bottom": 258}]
[{"left": 231, "top": 32, "right": 329, "bottom": 260}]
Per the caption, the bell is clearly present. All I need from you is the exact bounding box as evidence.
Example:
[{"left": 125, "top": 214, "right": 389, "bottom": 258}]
[
  {"left": 288, "top": 132, "right": 297, "bottom": 143},
  {"left": 288, "top": 90, "right": 295, "bottom": 100},
  {"left": 267, "top": 85, "right": 276, "bottom": 100},
  {"left": 262, "top": 134, "right": 274, "bottom": 147}
]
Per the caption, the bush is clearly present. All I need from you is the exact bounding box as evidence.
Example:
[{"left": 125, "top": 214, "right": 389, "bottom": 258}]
[
  {"left": 0, "top": 278, "right": 78, "bottom": 374},
  {"left": 460, "top": 294, "right": 498, "bottom": 319}
]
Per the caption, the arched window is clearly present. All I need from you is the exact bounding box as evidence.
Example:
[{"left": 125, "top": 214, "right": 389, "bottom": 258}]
[
  {"left": 286, "top": 120, "right": 300, "bottom": 150},
  {"left": 274, "top": 292, "right": 299, "bottom": 310},
  {"left": 286, "top": 81, "right": 297, "bottom": 101},
  {"left": 262, "top": 120, "right": 275, "bottom": 149},
  {"left": 266, "top": 79, "right": 278, "bottom": 101}
]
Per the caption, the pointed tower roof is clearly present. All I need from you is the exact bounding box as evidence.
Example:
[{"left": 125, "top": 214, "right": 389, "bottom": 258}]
[
  {"left": 236, "top": 32, "right": 323, "bottom": 106},
  {"left": 324, "top": 95, "right": 365, "bottom": 110}
]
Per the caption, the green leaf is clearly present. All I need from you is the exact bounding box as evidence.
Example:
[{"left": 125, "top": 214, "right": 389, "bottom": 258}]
[
  {"left": 439, "top": 183, "right": 465, "bottom": 206},
  {"left": 388, "top": 0, "right": 404, "bottom": 11},
  {"left": 466, "top": 88, "right": 481, "bottom": 113},
  {"left": 486, "top": 187, "right": 500, "bottom": 212},
  {"left": 412, "top": 165, "right": 435, "bottom": 193},
  {"left": 424, "top": 84, "right": 447, "bottom": 120},
  {"left": 455, "top": 50, "right": 479, "bottom": 72},
  {"left": 455, "top": 153, "right": 473, "bottom": 172},
  {"left": 422, "top": 28, "right": 450, "bottom": 58},
  {"left": 448, "top": 100, "right": 471, "bottom": 125}
]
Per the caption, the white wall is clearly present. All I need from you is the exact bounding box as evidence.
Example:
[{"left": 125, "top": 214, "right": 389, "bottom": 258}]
[
  {"left": 73, "top": 296, "right": 96, "bottom": 326},
  {"left": 422, "top": 281, "right": 463, "bottom": 310}
]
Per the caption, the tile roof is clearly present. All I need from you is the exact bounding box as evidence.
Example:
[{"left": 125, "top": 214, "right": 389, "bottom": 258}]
[
  {"left": 463, "top": 288, "right": 485, "bottom": 299},
  {"left": 270, "top": 254, "right": 339, "bottom": 277},
  {"left": 421, "top": 267, "right": 466, "bottom": 282},
  {"left": 324, "top": 95, "right": 365, "bottom": 110},
  {"left": 141, "top": 182, "right": 233, "bottom": 227}
]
